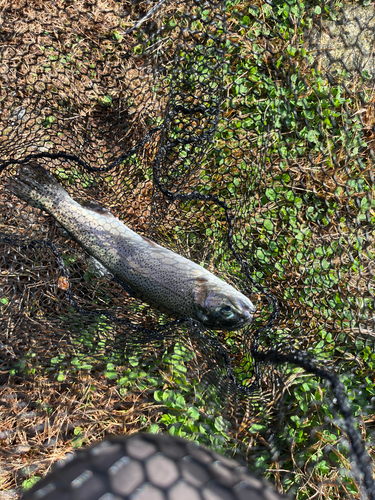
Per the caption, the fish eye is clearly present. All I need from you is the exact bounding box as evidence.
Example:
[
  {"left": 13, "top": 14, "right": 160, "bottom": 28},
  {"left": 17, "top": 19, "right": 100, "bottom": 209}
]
[{"left": 220, "top": 305, "right": 234, "bottom": 318}]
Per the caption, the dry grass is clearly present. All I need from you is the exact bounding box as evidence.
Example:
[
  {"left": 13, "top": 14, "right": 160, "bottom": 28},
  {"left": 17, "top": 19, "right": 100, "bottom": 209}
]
[
  {"left": 0, "top": 0, "right": 167, "bottom": 174},
  {"left": 0, "top": 365, "right": 163, "bottom": 497},
  {"left": 0, "top": 3, "right": 176, "bottom": 491},
  {"left": 1, "top": 0, "right": 375, "bottom": 498}
]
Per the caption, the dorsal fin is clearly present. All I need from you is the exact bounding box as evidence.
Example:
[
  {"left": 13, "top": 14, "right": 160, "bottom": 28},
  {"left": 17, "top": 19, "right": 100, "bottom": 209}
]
[
  {"left": 140, "top": 234, "right": 157, "bottom": 246},
  {"left": 81, "top": 201, "right": 114, "bottom": 217}
]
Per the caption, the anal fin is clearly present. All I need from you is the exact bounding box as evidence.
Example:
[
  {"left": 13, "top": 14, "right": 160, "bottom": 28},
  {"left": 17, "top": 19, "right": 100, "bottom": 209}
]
[{"left": 113, "top": 276, "right": 136, "bottom": 298}]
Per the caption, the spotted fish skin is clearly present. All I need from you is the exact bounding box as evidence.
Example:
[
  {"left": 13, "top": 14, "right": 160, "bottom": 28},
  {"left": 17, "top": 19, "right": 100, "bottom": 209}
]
[{"left": 8, "top": 164, "right": 255, "bottom": 331}]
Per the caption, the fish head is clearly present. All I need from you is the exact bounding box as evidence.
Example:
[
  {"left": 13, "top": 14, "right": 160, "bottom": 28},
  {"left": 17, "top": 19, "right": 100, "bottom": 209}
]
[{"left": 193, "top": 278, "right": 255, "bottom": 331}]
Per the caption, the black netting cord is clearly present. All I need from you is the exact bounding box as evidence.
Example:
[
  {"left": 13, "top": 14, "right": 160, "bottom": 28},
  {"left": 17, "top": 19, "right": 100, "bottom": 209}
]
[
  {"left": 2, "top": 130, "right": 372, "bottom": 499},
  {"left": 0, "top": 236, "right": 184, "bottom": 342},
  {"left": 2, "top": 159, "right": 259, "bottom": 397},
  {"left": 152, "top": 160, "right": 375, "bottom": 499},
  {"left": 0, "top": 127, "right": 161, "bottom": 175},
  {"left": 1, "top": 0, "right": 374, "bottom": 494},
  {"left": 152, "top": 87, "right": 374, "bottom": 493},
  {"left": 4, "top": 237, "right": 252, "bottom": 396},
  {"left": 252, "top": 349, "right": 375, "bottom": 500}
]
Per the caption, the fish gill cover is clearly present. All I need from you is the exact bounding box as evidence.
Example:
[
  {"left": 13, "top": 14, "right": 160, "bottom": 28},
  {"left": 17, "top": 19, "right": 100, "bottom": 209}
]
[{"left": 0, "top": 0, "right": 374, "bottom": 498}]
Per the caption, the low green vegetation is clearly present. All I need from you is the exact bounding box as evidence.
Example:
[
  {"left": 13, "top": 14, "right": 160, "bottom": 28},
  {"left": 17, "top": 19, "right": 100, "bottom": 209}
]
[
  {"left": 135, "top": 0, "right": 374, "bottom": 497},
  {"left": 3, "top": 0, "right": 374, "bottom": 498}
]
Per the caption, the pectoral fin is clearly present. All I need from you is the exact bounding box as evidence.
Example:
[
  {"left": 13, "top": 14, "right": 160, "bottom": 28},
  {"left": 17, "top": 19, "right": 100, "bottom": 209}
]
[{"left": 193, "top": 278, "right": 209, "bottom": 309}]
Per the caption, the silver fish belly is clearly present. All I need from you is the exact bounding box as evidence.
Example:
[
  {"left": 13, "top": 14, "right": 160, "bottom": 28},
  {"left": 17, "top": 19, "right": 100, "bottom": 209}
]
[{"left": 8, "top": 164, "right": 255, "bottom": 330}]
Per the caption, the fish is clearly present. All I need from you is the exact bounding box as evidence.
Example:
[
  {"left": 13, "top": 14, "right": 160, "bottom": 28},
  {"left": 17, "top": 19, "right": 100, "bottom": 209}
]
[{"left": 8, "top": 163, "right": 255, "bottom": 330}]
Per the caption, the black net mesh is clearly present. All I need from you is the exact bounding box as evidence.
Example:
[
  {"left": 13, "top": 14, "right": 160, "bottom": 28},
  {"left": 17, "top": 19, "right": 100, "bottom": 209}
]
[
  {"left": 22, "top": 433, "right": 285, "bottom": 500},
  {"left": 0, "top": 0, "right": 374, "bottom": 498}
]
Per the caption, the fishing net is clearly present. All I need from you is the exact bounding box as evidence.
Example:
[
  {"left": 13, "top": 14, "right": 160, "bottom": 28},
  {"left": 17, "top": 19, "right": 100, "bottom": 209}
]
[
  {"left": 22, "top": 433, "right": 286, "bottom": 500},
  {"left": 0, "top": 0, "right": 374, "bottom": 498}
]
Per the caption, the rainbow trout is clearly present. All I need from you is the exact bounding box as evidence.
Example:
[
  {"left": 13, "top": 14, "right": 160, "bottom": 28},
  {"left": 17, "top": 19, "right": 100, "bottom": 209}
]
[{"left": 9, "top": 164, "right": 255, "bottom": 330}]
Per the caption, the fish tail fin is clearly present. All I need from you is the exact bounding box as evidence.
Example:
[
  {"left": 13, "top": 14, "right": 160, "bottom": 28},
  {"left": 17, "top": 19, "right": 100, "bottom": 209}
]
[{"left": 8, "top": 163, "right": 69, "bottom": 210}]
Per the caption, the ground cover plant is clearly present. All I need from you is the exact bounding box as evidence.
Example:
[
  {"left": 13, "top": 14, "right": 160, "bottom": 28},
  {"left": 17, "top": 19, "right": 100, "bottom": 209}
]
[{"left": 0, "top": 0, "right": 374, "bottom": 499}]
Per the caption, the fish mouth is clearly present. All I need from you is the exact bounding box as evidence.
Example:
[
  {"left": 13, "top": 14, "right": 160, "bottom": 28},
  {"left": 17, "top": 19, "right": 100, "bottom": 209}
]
[
  {"left": 235, "top": 313, "right": 253, "bottom": 328},
  {"left": 241, "top": 311, "right": 254, "bottom": 323},
  {"left": 237, "top": 298, "right": 256, "bottom": 314},
  {"left": 235, "top": 302, "right": 256, "bottom": 327},
  {"left": 203, "top": 299, "right": 255, "bottom": 330},
  {"left": 217, "top": 310, "right": 254, "bottom": 331},
  {"left": 195, "top": 306, "right": 253, "bottom": 331},
  {"left": 232, "top": 299, "right": 255, "bottom": 327}
]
